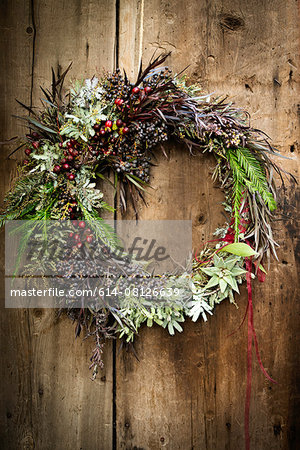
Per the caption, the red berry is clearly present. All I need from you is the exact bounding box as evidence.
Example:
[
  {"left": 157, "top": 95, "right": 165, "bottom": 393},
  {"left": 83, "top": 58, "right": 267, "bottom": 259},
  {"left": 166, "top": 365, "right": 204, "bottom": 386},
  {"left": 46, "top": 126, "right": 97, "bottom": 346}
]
[
  {"left": 74, "top": 233, "right": 80, "bottom": 241},
  {"left": 62, "top": 163, "right": 70, "bottom": 170},
  {"left": 23, "top": 159, "right": 29, "bottom": 165},
  {"left": 31, "top": 131, "right": 39, "bottom": 138},
  {"left": 68, "top": 207, "right": 73, "bottom": 212},
  {"left": 67, "top": 141, "right": 73, "bottom": 149},
  {"left": 67, "top": 155, "right": 74, "bottom": 161},
  {"left": 59, "top": 142, "right": 63, "bottom": 148},
  {"left": 32, "top": 141, "right": 40, "bottom": 149},
  {"left": 86, "top": 235, "right": 93, "bottom": 243},
  {"left": 70, "top": 139, "right": 77, "bottom": 146},
  {"left": 73, "top": 150, "right": 79, "bottom": 157},
  {"left": 99, "top": 129, "right": 105, "bottom": 136},
  {"left": 25, "top": 148, "right": 31, "bottom": 156},
  {"left": 69, "top": 232, "right": 73, "bottom": 238},
  {"left": 123, "top": 127, "right": 129, "bottom": 135},
  {"left": 144, "top": 86, "right": 152, "bottom": 94},
  {"left": 53, "top": 165, "right": 61, "bottom": 173},
  {"left": 116, "top": 119, "right": 123, "bottom": 128},
  {"left": 132, "top": 87, "right": 140, "bottom": 94},
  {"left": 86, "top": 228, "right": 91, "bottom": 232},
  {"left": 93, "top": 124, "right": 101, "bottom": 131},
  {"left": 78, "top": 221, "right": 86, "bottom": 229},
  {"left": 67, "top": 173, "right": 75, "bottom": 181},
  {"left": 61, "top": 158, "right": 67, "bottom": 164},
  {"left": 77, "top": 242, "right": 83, "bottom": 249},
  {"left": 105, "top": 120, "right": 112, "bottom": 128},
  {"left": 64, "top": 151, "right": 68, "bottom": 156},
  {"left": 68, "top": 148, "right": 74, "bottom": 155},
  {"left": 115, "top": 98, "right": 124, "bottom": 106}
]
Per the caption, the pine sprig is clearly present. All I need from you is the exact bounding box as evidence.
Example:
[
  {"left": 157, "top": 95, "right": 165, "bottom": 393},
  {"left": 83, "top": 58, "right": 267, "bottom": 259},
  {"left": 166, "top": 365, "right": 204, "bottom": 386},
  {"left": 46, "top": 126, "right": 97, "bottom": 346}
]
[
  {"left": 227, "top": 152, "right": 244, "bottom": 239},
  {"left": 78, "top": 203, "right": 120, "bottom": 249}
]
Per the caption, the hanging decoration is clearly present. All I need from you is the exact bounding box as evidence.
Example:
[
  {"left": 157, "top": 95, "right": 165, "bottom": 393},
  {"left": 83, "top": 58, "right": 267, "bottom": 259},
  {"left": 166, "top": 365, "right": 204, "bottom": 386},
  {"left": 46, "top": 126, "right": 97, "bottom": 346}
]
[{"left": 1, "top": 53, "right": 286, "bottom": 385}]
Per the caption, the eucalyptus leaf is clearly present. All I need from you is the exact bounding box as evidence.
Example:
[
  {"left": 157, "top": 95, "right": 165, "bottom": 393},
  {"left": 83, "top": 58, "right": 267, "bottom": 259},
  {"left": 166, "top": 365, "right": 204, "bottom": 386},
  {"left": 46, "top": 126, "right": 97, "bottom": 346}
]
[{"left": 223, "top": 243, "right": 257, "bottom": 257}]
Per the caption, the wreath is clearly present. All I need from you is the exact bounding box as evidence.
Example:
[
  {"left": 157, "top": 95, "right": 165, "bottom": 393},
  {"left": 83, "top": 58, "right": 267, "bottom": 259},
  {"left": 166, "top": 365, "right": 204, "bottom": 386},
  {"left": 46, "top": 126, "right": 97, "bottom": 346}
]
[{"left": 2, "top": 53, "right": 285, "bottom": 377}]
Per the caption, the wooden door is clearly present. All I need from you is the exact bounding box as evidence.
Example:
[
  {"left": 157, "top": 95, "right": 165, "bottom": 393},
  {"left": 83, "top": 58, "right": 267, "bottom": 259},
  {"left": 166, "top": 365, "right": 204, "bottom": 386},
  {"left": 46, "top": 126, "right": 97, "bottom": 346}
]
[{"left": 0, "top": 1, "right": 299, "bottom": 449}]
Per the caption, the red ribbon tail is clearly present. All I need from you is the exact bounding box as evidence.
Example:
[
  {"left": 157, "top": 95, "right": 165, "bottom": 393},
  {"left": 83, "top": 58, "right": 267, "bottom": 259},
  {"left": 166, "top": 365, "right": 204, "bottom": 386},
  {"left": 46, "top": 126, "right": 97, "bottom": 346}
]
[
  {"left": 245, "top": 296, "right": 252, "bottom": 450},
  {"left": 252, "top": 327, "right": 277, "bottom": 384},
  {"left": 245, "top": 258, "right": 253, "bottom": 450},
  {"left": 227, "top": 302, "right": 249, "bottom": 338},
  {"left": 244, "top": 258, "right": 277, "bottom": 450}
]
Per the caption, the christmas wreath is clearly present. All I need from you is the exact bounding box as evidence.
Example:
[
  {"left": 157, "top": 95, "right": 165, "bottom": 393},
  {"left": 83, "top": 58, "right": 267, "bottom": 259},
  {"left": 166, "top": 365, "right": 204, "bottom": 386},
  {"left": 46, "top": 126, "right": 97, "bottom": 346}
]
[{"left": 2, "top": 53, "right": 285, "bottom": 378}]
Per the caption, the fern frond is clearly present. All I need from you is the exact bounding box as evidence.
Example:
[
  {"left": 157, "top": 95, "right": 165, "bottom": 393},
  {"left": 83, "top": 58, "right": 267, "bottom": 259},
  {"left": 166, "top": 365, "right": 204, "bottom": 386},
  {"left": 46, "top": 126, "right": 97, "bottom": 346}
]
[
  {"left": 227, "top": 152, "right": 245, "bottom": 240},
  {"left": 78, "top": 203, "right": 120, "bottom": 249},
  {"left": 235, "top": 147, "right": 276, "bottom": 211}
]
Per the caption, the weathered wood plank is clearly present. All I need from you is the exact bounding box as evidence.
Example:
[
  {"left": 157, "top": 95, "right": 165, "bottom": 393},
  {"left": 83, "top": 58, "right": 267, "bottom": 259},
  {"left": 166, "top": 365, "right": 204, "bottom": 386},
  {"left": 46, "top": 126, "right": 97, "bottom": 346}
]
[
  {"left": 0, "top": 1, "right": 116, "bottom": 449},
  {"left": 0, "top": 1, "right": 299, "bottom": 449},
  {"left": 0, "top": 2, "right": 36, "bottom": 448},
  {"left": 116, "top": 1, "right": 300, "bottom": 449}
]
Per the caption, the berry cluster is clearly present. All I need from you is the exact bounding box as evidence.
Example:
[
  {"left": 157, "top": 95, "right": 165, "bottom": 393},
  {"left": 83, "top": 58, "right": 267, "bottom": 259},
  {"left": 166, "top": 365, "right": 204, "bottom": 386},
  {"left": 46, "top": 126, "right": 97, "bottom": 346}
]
[
  {"left": 53, "top": 139, "right": 84, "bottom": 180},
  {"left": 133, "top": 120, "right": 168, "bottom": 149},
  {"left": 23, "top": 131, "right": 41, "bottom": 165},
  {"left": 103, "top": 68, "right": 132, "bottom": 102},
  {"left": 202, "top": 119, "right": 244, "bottom": 149},
  {"left": 68, "top": 220, "right": 94, "bottom": 249},
  {"left": 57, "top": 193, "right": 78, "bottom": 219},
  {"left": 142, "top": 68, "right": 173, "bottom": 89}
]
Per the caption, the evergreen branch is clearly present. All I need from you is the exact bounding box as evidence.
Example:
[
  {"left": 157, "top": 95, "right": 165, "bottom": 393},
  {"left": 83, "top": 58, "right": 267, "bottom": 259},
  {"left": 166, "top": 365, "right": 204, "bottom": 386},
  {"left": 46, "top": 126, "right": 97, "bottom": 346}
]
[
  {"left": 235, "top": 147, "right": 276, "bottom": 211},
  {"left": 78, "top": 203, "right": 120, "bottom": 249},
  {"left": 227, "top": 151, "right": 244, "bottom": 240}
]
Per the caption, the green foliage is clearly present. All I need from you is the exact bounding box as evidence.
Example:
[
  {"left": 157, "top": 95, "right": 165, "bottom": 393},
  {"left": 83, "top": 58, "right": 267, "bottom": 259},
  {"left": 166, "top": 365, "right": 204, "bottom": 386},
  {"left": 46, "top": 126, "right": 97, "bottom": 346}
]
[
  {"left": 227, "top": 147, "right": 276, "bottom": 240},
  {"left": 186, "top": 289, "right": 213, "bottom": 322},
  {"left": 191, "top": 254, "right": 247, "bottom": 308},
  {"left": 223, "top": 243, "right": 257, "bottom": 257},
  {"left": 117, "top": 300, "right": 185, "bottom": 341},
  {"left": 201, "top": 254, "right": 246, "bottom": 293},
  {"left": 61, "top": 104, "right": 108, "bottom": 142},
  {"left": 1, "top": 54, "right": 284, "bottom": 374},
  {"left": 235, "top": 147, "right": 276, "bottom": 210}
]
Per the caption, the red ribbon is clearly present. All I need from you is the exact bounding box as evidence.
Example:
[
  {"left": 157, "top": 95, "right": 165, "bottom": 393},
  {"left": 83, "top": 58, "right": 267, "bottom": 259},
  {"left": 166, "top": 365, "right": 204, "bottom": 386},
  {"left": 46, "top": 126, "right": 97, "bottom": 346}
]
[
  {"left": 194, "top": 198, "right": 276, "bottom": 449},
  {"left": 245, "top": 258, "right": 253, "bottom": 450},
  {"left": 244, "top": 257, "right": 277, "bottom": 450}
]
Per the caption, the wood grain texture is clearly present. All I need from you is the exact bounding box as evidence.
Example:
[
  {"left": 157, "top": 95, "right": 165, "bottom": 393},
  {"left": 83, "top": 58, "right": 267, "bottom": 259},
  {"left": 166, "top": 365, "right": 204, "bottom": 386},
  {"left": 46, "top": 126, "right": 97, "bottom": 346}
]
[
  {"left": 0, "top": 2, "right": 36, "bottom": 448},
  {"left": 116, "top": 1, "right": 300, "bottom": 449},
  {"left": 0, "top": 1, "right": 299, "bottom": 449},
  {"left": 0, "top": 1, "right": 116, "bottom": 449}
]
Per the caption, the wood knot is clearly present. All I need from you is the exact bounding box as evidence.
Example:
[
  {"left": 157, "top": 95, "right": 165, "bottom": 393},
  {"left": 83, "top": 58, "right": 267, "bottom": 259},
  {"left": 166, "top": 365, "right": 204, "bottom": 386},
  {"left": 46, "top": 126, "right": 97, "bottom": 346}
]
[
  {"left": 197, "top": 213, "right": 207, "bottom": 225},
  {"left": 219, "top": 13, "right": 245, "bottom": 31},
  {"left": 273, "top": 423, "right": 282, "bottom": 436},
  {"left": 34, "top": 309, "right": 43, "bottom": 318},
  {"left": 20, "top": 434, "right": 35, "bottom": 449}
]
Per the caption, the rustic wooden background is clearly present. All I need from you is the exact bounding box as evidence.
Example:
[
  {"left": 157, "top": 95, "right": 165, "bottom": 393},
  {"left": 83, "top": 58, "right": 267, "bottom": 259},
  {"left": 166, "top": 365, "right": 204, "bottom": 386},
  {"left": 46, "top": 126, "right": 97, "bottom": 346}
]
[{"left": 0, "top": 1, "right": 299, "bottom": 449}]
